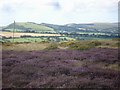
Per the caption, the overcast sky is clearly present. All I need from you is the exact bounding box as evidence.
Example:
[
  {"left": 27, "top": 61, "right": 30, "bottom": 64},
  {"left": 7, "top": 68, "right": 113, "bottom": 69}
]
[{"left": 0, "top": 0, "right": 119, "bottom": 26}]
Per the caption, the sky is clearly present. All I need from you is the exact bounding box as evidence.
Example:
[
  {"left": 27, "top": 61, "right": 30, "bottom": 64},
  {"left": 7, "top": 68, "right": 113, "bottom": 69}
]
[{"left": 0, "top": 0, "right": 119, "bottom": 26}]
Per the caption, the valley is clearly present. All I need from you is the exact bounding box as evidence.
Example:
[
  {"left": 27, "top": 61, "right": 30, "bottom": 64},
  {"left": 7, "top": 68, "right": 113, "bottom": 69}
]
[{"left": 0, "top": 22, "right": 118, "bottom": 43}]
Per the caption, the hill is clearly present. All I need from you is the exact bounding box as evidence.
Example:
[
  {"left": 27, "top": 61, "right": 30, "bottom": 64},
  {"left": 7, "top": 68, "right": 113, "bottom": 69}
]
[
  {"left": 65, "top": 23, "right": 118, "bottom": 34},
  {"left": 2, "top": 22, "right": 56, "bottom": 33},
  {"left": 1, "top": 22, "right": 118, "bottom": 34},
  {"left": 41, "top": 23, "right": 81, "bottom": 33}
]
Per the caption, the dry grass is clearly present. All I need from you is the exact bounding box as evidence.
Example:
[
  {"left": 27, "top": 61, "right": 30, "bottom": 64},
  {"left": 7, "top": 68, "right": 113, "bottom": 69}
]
[
  {"left": 2, "top": 39, "right": 119, "bottom": 51},
  {"left": 2, "top": 43, "right": 49, "bottom": 51}
]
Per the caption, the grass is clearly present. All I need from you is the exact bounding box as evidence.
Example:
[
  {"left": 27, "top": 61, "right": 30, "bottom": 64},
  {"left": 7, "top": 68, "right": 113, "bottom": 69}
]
[
  {"left": 7, "top": 38, "right": 47, "bottom": 42},
  {"left": 78, "top": 32, "right": 112, "bottom": 36},
  {"left": 59, "top": 39, "right": 119, "bottom": 50},
  {"left": 17, "top": 22, "right": 54, "bottom": 31},
  {"left": 2, "top": 39, "right": 119, "bottom": 51},
  {"left": 5, "top": 22, "right": 56, "bottom": 33},
  {"left": 2, "top": 42, "right": 49, "bottom": 51},
  {"left": 59, "top": 37, "right": 75, "bottom": 41},
  {"left": 6, "top": 37, "right": 75, "bottom": 43},
  {"left": 106, "top": 64, "right": 120, "bottom": 71},
  {"left": 3, "top": 29, "right": 24, "bottom": 32},
  {"left": 44, "top": 43, "right": 58, "bottom": 50}
]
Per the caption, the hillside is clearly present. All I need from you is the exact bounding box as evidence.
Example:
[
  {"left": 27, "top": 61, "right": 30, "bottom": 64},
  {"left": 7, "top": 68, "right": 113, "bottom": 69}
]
[
  {"left": 2, "top": 22, "right": 118, "bottom": 34},
  {"left": 41, "top": 23, "right": 81, "bottom": 33},
  {"left": 65, "top": 23, "right": 118, "bottom": 34},
  {"left": 2, "top": 22, "right": 56, "bottom": 33}
]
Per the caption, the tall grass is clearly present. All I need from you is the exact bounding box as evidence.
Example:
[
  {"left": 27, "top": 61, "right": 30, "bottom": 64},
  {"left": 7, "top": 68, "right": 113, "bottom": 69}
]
[{"left": 2, "top": 39, "right": 119, "bottom": 51}]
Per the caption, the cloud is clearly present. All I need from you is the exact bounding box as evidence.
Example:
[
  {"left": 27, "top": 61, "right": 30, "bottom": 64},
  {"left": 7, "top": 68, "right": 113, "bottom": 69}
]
[
  {"left": 0, "top": 0, "right": 119, "bottom": 25},
  {"left": 47, "top": 1, "right": 61, "bottom": 10}
]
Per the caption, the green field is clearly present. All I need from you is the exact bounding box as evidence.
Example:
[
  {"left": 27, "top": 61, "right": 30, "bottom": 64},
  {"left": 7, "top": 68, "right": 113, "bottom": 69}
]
[
  {"left": 6, "top": 38, "right": 46, "bottom": 42},
  {"left": 2, "top": 36, "right": 75, "bottom": 43}
]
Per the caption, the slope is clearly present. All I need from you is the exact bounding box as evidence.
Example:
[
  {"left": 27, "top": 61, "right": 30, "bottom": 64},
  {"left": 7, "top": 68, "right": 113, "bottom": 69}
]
[{"left": 3, "top": 22, "right": 56, "bottom": 33}]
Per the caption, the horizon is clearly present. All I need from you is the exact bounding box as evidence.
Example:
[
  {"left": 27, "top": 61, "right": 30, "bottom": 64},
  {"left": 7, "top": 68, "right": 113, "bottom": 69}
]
[
  {"left": 0, "top": 21, "right": 118, "bottom": 27},
  {"left": 0, "top": 0, "right": 119, "bottom": 26}
]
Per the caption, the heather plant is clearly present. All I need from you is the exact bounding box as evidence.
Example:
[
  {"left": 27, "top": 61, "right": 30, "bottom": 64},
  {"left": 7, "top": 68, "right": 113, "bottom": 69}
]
[{"left": 2, "top": 48, "right": 120, "bottom": 88}]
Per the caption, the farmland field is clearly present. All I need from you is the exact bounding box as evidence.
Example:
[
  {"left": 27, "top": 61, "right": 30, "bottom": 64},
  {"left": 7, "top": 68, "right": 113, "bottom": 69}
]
[{"left": 0, "top": 32, "right": 61, "bottom": 38}]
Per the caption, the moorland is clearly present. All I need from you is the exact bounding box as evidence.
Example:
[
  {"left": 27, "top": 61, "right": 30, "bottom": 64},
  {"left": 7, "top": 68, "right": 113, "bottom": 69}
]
[{"left": 1, "top": 22, "right": 120, "bottom": 89}]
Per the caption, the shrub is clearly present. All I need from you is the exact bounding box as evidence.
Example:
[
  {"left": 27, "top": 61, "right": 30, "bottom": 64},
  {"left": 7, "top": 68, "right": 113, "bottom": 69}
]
[
  {"left": 59, "top": 41, "right": 76, "bottom": 47},
  {"left": 115, "top": 42, "right": 120, "bottom": 47},
  {"left": 45, "top": 43, "right": 58, "bottom": 50},
  {"left": 87, "top": 40, "right": 102, "bottom": 47},
  {"left": 2, "top": 42, "right": 14, "bottom": 46},
  {"left": 112, "top": 38, "right": 120, "bottom": 41},
  {"left": 69, "top": 44, "right": 92, "bottom": 51}
]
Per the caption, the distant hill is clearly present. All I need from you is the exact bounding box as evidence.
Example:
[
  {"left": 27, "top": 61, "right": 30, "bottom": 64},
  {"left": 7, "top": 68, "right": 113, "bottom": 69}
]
[
  {"left": 41, "top": 23, "right": 118, "bottom": 34},
  {"left": 2, "top": 22, "right": 56, "bottom": 33},
  {"left": 40, "top": 23, "right": 81, "bottom": 33},
  {"left": 65, "top": 23, "right": 118, "bottom": 34},
  {"left": 1, "top": 22, "right": 118, "bottom": 34}
]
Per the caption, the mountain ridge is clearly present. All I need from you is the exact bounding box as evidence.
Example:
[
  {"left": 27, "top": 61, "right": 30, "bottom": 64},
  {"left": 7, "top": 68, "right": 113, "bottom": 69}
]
[{"left": 1, "top": 22, "right": 118, "bottom": 34}]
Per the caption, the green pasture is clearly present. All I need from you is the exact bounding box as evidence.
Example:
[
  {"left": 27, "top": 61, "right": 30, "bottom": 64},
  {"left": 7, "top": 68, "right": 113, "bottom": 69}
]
[
  {"left": 6, "top": 38, "right": 47, "bottom": 42},
  {"left": 17, "top": 22, "right": 54, "bottom": 31}
]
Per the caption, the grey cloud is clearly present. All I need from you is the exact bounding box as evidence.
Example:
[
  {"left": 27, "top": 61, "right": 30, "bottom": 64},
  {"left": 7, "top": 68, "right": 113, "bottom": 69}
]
[{"left": 47, "top": 1, "right": 61, "bottom": 10}]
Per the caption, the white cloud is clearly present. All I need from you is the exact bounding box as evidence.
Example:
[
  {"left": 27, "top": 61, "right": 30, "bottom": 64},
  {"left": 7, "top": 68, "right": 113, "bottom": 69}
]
[{"left": 0, "top": 0, "right": 119, "bottom": 25}]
